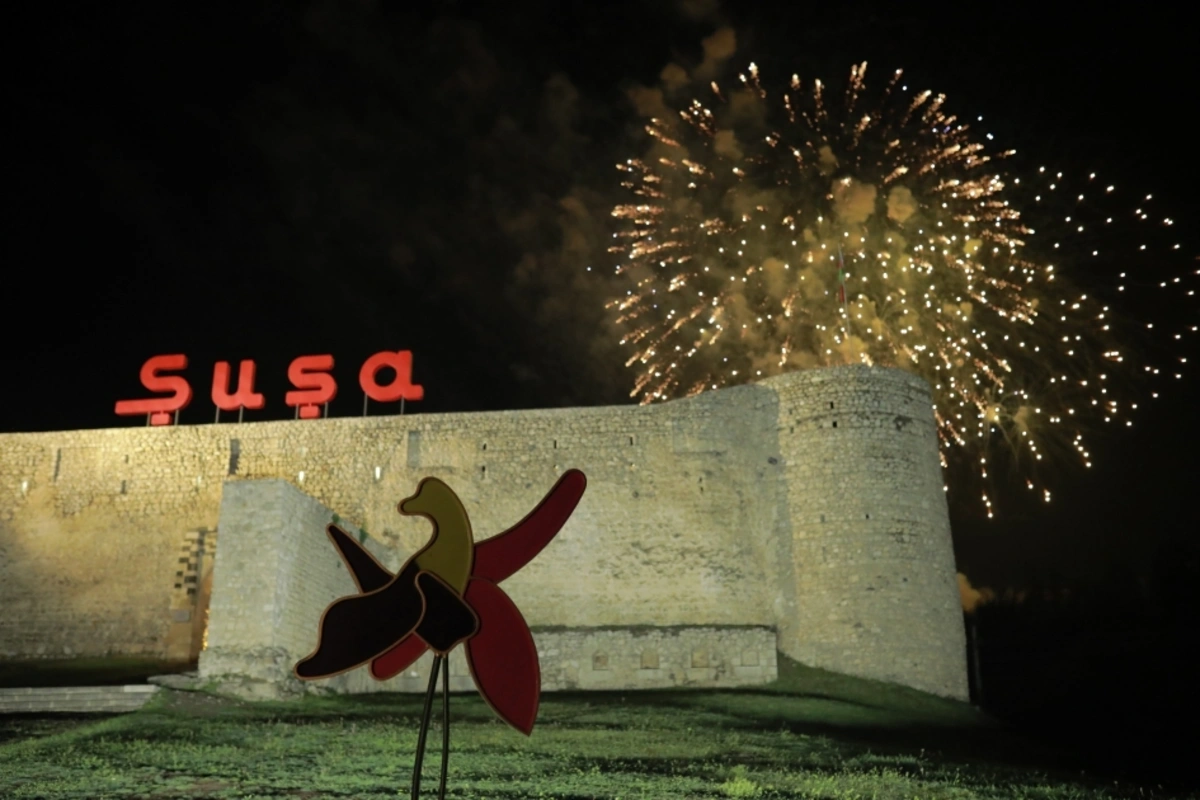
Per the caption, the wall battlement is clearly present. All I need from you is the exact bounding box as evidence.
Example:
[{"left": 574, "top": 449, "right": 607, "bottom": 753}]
[{"left": 0, "top": 365, "right": 967, "bottom": 699}]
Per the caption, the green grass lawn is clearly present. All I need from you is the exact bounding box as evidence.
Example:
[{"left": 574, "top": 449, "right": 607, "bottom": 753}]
[{"left": 0, "top": 657, "right": 1191, "bottom": 799}]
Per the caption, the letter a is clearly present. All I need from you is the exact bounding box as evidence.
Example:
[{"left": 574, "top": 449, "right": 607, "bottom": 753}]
[{"left": 359, "top": 350, "right": 424, "bottom": 404}]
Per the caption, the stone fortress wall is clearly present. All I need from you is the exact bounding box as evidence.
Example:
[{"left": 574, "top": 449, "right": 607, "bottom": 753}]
[
  {"left": 0, "top": 365, "right": 967, "bottom": 699},
  {"left": 200, "top": 478, "right": 780, "bottom": 699}
]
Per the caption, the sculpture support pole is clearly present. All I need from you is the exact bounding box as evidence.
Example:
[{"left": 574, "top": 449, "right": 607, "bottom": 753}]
[
  {"left": 438, "top": 655, "right": 450, "bottom": 800},
  {"left": 412, "top": 654, "right": 443, "bottom": 800}
]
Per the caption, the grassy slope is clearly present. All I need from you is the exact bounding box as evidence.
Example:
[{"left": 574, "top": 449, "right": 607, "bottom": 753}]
[{"left": 0, "top": 656, "right": 1192, "bottom": 799}]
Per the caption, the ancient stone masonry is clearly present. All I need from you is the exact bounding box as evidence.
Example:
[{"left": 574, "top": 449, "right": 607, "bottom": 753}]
[{"left": 0, "top": 365, "right": 967, "bottom": 699}]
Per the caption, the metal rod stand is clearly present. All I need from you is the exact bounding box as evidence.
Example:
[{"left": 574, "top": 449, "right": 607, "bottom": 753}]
[
  {"left": 439, "top": 655, "right": 450, "bottom": 800},
  {"left": 411, "top": 654, "right": 451, "bottom": 799}
]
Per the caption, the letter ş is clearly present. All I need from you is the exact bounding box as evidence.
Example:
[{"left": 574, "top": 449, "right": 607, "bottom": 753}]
[
  {"left": 115, "top": 352, "right": 422, "bottom": 424},
  {"left": 113, "top": 354, "right": 193, "bottom": 425},
  {"left": 285, "top": 355, "right": 337, "bottom": 419}
]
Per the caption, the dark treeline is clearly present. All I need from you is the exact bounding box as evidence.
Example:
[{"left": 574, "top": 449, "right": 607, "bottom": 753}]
[{"left": 965, "top": 535, "right": 1199, "bottom": 785}]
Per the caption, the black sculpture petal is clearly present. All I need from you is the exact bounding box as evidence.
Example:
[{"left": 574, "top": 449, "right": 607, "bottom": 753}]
[
  {"left": 294, "top": 561, "right": 423, "bottom": 679},
  {"left": 327, "top": 524, "right": 394, "bottom": 593},
  {"left": 414, "top": 571, "right": 479, "bottom": 653}
]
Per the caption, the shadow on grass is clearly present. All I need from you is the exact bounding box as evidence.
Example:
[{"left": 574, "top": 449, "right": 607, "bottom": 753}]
[{"left": 0, "top": 714, "right": 106, "bottom": 747}]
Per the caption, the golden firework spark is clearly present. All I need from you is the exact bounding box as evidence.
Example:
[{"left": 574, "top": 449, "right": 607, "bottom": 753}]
[{"left": 608, "top": 62, "right": 1197, "bottom": 517}]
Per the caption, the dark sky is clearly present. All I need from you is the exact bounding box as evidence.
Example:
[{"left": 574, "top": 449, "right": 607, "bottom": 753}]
[{"left": 3, "top": 1, "right": 1196, "bottom": 590}]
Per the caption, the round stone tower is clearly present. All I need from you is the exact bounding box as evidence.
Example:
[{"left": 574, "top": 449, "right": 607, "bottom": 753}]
[{"left": 762, "top": 365, "right": 967, "bottom": 699}]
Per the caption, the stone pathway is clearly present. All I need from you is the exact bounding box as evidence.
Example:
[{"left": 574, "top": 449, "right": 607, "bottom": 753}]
[{"left": 0, "top": 685, "right": 160, "bottom": 714}]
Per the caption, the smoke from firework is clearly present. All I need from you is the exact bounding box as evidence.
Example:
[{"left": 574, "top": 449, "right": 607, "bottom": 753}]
[{"left": 608, "top": 61, "right": 1196, "bottom": 515}]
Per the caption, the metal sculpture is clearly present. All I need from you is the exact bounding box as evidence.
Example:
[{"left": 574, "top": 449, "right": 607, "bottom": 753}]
[{"left": 294, "top": 469, "right": 587, "bottom": 798}]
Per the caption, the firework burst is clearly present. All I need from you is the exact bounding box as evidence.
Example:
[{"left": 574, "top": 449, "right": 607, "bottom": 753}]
[{"left": 608, "top": 61, "right": 1196, "bottom": 516}]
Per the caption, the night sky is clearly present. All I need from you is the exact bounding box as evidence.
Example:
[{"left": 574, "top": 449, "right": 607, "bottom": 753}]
[{"left": 4, "top": 2, "right": 1197, "bottom": 594}]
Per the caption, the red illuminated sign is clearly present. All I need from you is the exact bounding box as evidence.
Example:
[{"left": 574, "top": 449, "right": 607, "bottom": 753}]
[
  {"left": 212, "top": 359, "right": 265, "bottom": 414},
  {"left": 115, "top": 352, "right": 423, "bottom": 425},
  {"left": 113, "top": 355, "right": 194, "bottom": 426},
  {"left": 286, "top": 355, "right": 338, "bottom": 420}
]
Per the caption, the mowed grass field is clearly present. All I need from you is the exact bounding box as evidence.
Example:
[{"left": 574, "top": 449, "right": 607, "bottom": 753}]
[{"left": 0, "top": 657, "right": 1192, "bottom": 799}]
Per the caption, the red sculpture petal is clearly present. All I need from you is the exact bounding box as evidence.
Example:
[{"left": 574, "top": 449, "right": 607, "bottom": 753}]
[
  {"left": 369, "top": 634, "right": 429, "bottom": 681},
  {"left": 472, "top": 469, "right": 586, "bottom": 585},
  {"left": 463, "top": 578, "right": 540, "bottom": 735}
]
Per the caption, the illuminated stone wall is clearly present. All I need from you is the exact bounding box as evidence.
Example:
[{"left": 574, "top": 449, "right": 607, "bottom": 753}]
[
  {"left": 765, "top": 367, "right": 966, "bottom": 698},
  {"left": 198, "top": 478, "right": 779, "bottom": 698},
  {"left": 0, "top": 365, "right": 966, "bottom": 699},
  {"left": 198, "top": 479, "right": 404, "bottom": 698}
]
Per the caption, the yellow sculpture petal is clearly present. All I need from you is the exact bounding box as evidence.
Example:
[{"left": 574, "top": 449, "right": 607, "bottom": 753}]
[{"left": 400, "top": 477, "right": 474, "bottom": 594}]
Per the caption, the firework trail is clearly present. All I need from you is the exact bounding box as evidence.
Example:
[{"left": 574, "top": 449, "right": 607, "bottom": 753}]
[{"left": 608, "top": 62, "right": 1196, "bottom": 516}]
